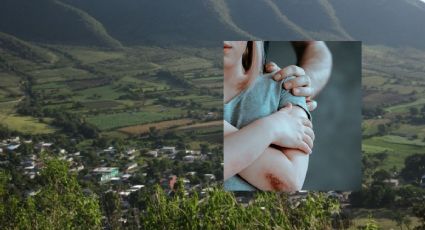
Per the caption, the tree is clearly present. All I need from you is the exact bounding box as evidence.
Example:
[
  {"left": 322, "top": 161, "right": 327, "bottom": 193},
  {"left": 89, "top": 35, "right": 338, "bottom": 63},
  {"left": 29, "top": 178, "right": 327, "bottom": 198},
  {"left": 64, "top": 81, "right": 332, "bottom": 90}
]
[
  {"left": 102, "top": 191, "right": 122, "bottom": 229},
  {"left": 0, "top": 125, "right": 12, "bottom": 139},
  {"left": 200, "top": 143, "right": 210, "bottom": 155},
  {"left": 148, "top": 126, "right": 158, "bottom": 139},
  {"left": 0, "top": 158, "right": 102, "bottom": 229},
  {"left": 410, "top": 107, "right": 419, "bottom": 116},
  {"left": 377, "top": 124, "right": 386, "bottom": 135},
  {"left": 413, "top": 202, "right": 425, "bottom": 230},
  {"left": 372, "top": 169, "right": 391, "bottom": 183},
  {"left": 400, "top": 153, "right": 425, "bottom": 183}
]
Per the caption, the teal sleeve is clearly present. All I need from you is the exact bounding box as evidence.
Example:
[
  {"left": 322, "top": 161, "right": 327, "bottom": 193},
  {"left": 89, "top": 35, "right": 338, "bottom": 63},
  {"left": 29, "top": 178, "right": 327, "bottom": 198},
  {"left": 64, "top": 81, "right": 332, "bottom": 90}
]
[{"left": 278, "top": 77, "right": 312, "bottom": 121}]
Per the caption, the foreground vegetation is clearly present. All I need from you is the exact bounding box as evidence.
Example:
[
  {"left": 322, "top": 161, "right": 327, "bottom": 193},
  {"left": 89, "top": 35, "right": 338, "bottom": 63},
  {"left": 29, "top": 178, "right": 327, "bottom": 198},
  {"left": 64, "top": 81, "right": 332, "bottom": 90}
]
[
  {"left": 2, "top": 155, "right": 423, "bottom": 229},
  {"left": 0, "top": 158, "right": 102, "bottom": 229},
  {"left": 0, "top": 157, "right": 342, "bottom": 230}
]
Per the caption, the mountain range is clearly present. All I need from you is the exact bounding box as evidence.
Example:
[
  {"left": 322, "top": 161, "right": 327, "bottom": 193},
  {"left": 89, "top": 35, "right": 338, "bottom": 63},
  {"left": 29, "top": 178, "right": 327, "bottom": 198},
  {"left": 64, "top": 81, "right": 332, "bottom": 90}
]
[{"left": 1, "top": 0, "right": 425, "bottom": 48}]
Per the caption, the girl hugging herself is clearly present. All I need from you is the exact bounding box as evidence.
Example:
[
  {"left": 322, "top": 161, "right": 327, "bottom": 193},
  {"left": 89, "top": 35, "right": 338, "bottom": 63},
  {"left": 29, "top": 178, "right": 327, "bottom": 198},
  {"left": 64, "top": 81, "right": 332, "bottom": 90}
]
[{"left": 224, "top": 41, "right": 331, "bottom": 191}]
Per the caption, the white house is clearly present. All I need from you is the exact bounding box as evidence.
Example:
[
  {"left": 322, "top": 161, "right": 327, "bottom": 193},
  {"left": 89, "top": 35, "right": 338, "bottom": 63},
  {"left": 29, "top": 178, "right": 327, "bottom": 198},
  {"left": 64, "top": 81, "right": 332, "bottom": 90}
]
[
  {"left": 126, "top": 149, "right": 136, "bottom": 155},
  {"left": 186, "top": 171, "right": 196, "bottom": 176},
  {"left": 183, "top": 155, "right": 196, "bottom": 162},
  {"left": 204, "top": 174, "right": 216, "bottom": 180},
  {"left": 103, "top": 146, "right": 115, "bottom": 154},
  {"left": 119, "top": 191, "right": 131, "bottom": 197},
  {"left": 121, "top": 174, "right": 132, "bottom": 180},
  {"left": 185, "top": 150, "right": 201, "bottom": 155},
  {"left": 160, "top": 146, "right": 176, "bottom": 154},
  {"left": 125, "top": 163, "right": 138, "bottom": 172},
  {"left": 146, "top": 150, "right": 158, "bottom": 157},
  {"left": 383, "top": 179, "right": 399, "bottom": 187},
  {"left": 128, "top": 185, "right": 145, "bottom": 193},
  {"left": 7, "top": 144, "right": 20, "bottom": 151},
  {"left": 92, "top": 167, "right": 119, "bottom": 182}
]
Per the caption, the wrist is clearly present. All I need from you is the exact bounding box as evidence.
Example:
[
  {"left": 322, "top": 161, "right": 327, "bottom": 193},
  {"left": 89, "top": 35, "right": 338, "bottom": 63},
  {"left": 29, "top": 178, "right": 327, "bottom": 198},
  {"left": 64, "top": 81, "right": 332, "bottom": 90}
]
[{"left": 257, "top": 115, "right": 278, "bottom": 144}]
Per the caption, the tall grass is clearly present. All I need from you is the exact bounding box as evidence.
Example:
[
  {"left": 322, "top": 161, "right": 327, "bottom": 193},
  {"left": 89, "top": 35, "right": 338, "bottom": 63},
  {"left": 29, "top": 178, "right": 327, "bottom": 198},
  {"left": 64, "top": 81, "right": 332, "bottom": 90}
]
[{"left": 140, "top": 182, "right": 341, "bottom": 229}]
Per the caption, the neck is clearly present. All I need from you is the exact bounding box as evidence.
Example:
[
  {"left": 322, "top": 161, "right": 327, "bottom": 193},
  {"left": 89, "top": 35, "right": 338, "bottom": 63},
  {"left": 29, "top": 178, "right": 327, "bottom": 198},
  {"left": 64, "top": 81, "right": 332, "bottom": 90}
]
[{"left": 224, "top": 64, "right": 247, "bottom": 103}]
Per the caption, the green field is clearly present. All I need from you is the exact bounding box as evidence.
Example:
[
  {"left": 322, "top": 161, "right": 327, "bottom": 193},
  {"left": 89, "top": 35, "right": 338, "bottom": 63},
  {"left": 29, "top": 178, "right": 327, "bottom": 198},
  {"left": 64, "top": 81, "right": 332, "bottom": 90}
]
[
  {"left": 30, "top": 67, "right": 95, "bottom": 84},
  {"left": 0, "top": 42, "right": 222, "bottom": 139},
  {"left": 385, "top": 98, "right": 425, "bottom": 113},
  {"left": 350, "top": 208, "right": 420, "bottom": 230},
  {"left": 0, "top": 72, "right": 22, "bottom": 101},
  {"left": 363, "top": 135, "right": 425, "bottom": 170},
  {"left": 362, "top": 45, "right": 425, "bottom": 173},
  {"left": 0, "top": 115, "right": 55, "bottom": 134},
  {"left": 62, "top": 47, "right": 126, "bottom": 64},
  {"left": 86, "top": 107, "right": 186, "bottom": 130}
]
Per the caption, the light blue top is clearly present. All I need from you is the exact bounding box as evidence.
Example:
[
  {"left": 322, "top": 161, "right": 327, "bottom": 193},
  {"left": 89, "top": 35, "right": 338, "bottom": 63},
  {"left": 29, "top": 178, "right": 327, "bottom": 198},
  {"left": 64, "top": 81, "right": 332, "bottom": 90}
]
[{"left": 224, "top": 73, "right": 311, "bottom": 191}]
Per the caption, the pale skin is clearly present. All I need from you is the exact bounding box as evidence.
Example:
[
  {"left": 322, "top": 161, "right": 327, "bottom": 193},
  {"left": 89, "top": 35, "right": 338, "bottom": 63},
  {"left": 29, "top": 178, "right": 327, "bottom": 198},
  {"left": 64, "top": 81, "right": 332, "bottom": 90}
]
[
  {"left": 224, "top": 41, "right": 332, "bottom": 191},
  {"left": 224, "top": 41, "right": 313, "bottom": 191},
  {"left": 266, "top": 41, "right": 332, "bottom": 110}
]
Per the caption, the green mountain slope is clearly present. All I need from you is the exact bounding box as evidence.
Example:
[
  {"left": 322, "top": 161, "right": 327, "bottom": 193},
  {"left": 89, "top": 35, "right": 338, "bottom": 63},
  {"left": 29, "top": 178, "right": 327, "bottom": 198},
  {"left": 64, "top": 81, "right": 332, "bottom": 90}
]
[
  {"left": 61, "top": 0, "right": 250, "bottom": 46},
  {"left": 0, "top": 32, "right": 56, "bottom": 64},
  {"left": 0, "top": 0, "right": 121, "bottom": 48}
]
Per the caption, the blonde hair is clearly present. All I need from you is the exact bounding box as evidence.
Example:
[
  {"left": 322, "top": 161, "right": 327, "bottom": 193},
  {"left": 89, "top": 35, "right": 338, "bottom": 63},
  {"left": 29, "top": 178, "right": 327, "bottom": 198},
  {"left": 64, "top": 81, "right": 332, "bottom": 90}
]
[{"left": 238, "top": 41, "right": 264, "bottom": 90}]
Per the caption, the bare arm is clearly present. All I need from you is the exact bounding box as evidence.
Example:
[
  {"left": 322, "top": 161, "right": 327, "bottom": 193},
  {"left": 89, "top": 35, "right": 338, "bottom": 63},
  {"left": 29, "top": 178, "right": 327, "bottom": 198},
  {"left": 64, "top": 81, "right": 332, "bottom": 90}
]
[
  {"left": 224, "top": 117, "right": 275, "bottom": 180},
  {"left": 292, "top": 41, "right": 332, "bottom": 98},
  {"left": 225, "top": 106, "right": 310, "bottom": 191}
]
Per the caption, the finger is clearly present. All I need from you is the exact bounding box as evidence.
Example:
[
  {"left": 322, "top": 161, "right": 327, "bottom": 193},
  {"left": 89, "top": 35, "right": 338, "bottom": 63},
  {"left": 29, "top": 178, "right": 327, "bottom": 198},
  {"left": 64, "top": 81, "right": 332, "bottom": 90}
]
[
  {"left": 273, "top": 65, "right": 305, "bottom": 81},
  {"left": 302, "top": 118, "right": 313, "bottom": 128},
  {"left": 298, "top": 142, "right": 312, "bottom": 155},
  {"left": 284, "top": 75, "right": 311, "bottom": 90},
  {"left": 265, "top": 62, "right": 280, "bottom": 73},
  {"left": 280, "top": 65, "right": 306, "bottom": 79},
  {"left": 306, "top": 100, "right": 317, "bottom": 112},
  {"left": 303, "top": 134, "right": 314, "bottom": 149},
  {"left": 304, "top": 127, "right": 315, "bottom": 142},
  {"left": 293, "top": 87, "right": 314, "bottom": 97}
]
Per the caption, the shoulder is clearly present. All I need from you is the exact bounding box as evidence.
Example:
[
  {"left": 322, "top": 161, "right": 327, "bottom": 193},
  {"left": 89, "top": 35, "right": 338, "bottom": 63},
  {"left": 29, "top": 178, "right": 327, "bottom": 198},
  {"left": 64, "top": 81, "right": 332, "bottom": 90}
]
[{"left": 252, "top": 73, "right": 283, "bottom": 95}]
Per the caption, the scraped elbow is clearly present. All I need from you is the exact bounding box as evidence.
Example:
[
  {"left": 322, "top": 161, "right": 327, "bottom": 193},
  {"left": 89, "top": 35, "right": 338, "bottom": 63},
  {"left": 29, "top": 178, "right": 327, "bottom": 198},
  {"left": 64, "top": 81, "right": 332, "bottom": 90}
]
[{"left": 265, "top": 173, "right": 303, "bottom": 192}]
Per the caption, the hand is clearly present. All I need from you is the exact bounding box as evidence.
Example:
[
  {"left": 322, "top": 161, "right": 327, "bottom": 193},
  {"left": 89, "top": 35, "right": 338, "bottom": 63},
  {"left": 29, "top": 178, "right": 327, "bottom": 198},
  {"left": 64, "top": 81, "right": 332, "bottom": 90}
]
[
  {"left": 263, "top": 103, "right": 315, "bottom": 154},
  {"left": 265, "top": 62, "right": 318, "bottom": 111}
]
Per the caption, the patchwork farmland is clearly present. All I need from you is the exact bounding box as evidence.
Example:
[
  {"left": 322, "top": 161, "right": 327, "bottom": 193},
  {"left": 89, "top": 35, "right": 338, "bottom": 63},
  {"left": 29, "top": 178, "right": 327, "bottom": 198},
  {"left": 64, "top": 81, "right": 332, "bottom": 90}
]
[{"left": 0, "top": 36, "right": 222, "bottom": 148}]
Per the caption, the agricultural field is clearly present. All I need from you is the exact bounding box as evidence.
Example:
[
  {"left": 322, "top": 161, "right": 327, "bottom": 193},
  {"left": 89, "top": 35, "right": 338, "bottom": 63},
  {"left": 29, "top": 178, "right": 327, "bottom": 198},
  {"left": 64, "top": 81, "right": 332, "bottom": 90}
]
[
  {"left": 118, "top": 118, "right": 194, "bottom": 135},
  {"left": 362, "top": 45, "right": 425, "bottom": 171},
  {"left": 0, "top": 100, "right": 55, "bottom": 134},
  {"left": 85, "top": 107, "right": 187, "bottom": 131},
  {"left": 0, "top": 72, "right": 22, "bottom": 102},
  {"left": 0, "top": 41, "right": 222, "bottom": 147},
  {"left": 363, "top": 135, "right": 424, "bottom": 170},
  {"left": 349, "top": 208, "right": 420, "bottom": 230}
]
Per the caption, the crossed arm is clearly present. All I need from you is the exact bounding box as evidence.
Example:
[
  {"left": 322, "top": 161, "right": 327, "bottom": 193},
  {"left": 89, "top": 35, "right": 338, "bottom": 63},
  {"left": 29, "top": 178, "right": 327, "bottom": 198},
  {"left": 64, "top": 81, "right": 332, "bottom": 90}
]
[
  {"left": 224, "top": 42, "right": 330, "bottom": 191},
  {"left": 224, "top": 106, "right": 310, "bottom": 191}
]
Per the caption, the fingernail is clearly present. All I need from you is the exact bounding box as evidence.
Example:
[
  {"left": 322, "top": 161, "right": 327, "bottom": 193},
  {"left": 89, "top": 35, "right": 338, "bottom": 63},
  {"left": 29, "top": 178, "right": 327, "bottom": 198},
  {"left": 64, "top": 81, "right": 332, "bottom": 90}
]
[
  {"left": 285, "top": 83, "right": 291, "bottom": 88},
  {"left": 293, "top": 88, "right": 299, "bottom": 94}
]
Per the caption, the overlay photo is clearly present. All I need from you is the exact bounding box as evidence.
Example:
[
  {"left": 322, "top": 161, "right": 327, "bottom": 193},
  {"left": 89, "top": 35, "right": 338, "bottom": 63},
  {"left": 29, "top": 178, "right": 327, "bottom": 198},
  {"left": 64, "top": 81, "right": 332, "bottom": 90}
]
[{"left": 224, "top": 41, "right": 361, "bottom": 191}]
